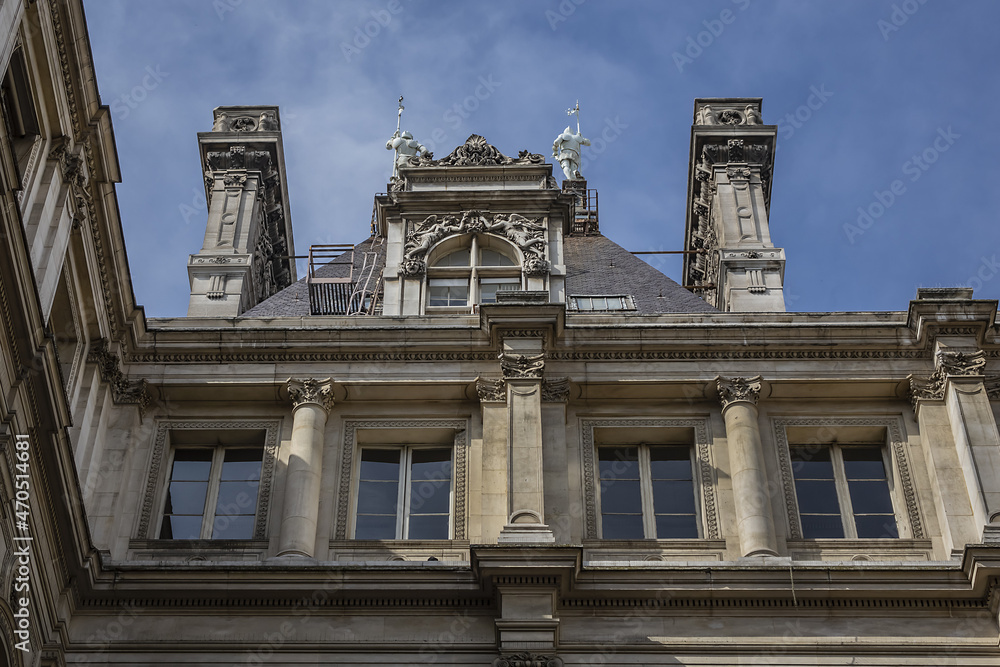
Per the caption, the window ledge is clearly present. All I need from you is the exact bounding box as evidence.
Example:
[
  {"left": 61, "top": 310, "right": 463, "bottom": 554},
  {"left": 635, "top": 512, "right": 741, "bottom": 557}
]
[
  {"left": 786, "top": 538, "right": 933, "bottom": 562},
  {"left": 127, "top": 539, "right": 269, "bottom": 562},
  {"left": 329, "top": 539, "right": 470, "bottom": 563}
]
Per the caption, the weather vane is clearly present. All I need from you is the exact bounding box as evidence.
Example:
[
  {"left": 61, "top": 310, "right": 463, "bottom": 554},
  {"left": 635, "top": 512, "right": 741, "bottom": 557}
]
[{"left": 396, "top": 95, "right": 404, "bottom": 133}]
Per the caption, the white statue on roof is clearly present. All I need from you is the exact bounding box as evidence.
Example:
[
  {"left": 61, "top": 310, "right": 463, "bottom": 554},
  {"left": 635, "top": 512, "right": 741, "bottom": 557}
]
[
  {"left": 386, "top": 96, "right": 430, "bottom": 177},
  {"left": 553, "top": 101, "right": 590, "bottom": 180}
]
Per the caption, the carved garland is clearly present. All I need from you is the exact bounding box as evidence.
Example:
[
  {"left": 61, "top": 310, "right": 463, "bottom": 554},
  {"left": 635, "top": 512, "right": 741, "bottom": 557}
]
[
  {"left": 580, "top": 418, "right": 719, "bottom": 540},
  {"left": 772, "top": 417, "right": 923, "bottom": 540},
  {"left": 401, "top": 211, "right": 548, "bottom": 277},
  {"left": 137, "top": 420, "right": 281, "bottom": 540},
  {"left": 336, "top": 420, "right": 469, "bottom": 540}
]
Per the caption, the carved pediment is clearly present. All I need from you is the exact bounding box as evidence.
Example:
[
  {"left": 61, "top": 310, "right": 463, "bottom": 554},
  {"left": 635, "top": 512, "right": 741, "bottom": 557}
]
[{"left": 407, "top": 134, "right": 544, "bottom": 167}]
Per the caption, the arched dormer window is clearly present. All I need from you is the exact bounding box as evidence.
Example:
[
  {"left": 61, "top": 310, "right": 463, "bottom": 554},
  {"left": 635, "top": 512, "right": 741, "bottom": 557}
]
[{"left": 427, "top": 235, "right": 521, "bottom": 311}]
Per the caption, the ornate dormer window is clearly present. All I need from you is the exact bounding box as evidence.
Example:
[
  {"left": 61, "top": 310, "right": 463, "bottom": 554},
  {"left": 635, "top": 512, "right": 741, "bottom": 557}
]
[{"left": 427, "top": 235, "right": 522, "bottom": 311}]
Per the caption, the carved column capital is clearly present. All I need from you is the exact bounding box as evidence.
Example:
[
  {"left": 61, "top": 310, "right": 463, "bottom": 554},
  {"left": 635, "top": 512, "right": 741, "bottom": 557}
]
[
  {"left": 286, "top": 378, "right": 335, "bottom": 412},
  {"left": 499, "top": 352, "right": 545, "bottom": 380},
  {"left": 937, "top": 349, "right": 986, "bottom": 376},
  {"left": 716, "top": 375, "right": 762, "bottom": 409},
  {"left": 476, "top": 377, "right": 506, "bottom": 402},
  {"left": 541, "top": 377, "right": 570, "bottom": 402}
]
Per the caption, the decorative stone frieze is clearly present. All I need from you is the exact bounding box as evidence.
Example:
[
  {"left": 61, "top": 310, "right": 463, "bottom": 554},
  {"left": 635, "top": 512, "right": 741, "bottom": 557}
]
[
  {"left": 405, "top": 134, "right": 544, "bottom": 167},
  {"left": 286, "top": 378, "right": 335, "bottom": 412},
  {"left": 492, "top": 653, "right": 563, "bottom": 667},
  {"left": 500, "top": 352, "right": 545, "bottom": 380},
  {"left": 402, "top": 211, "right": 547, "bottom": 275},
  {"left": 205, "top": 145, "right": 273, "bottom": 173},
  {"left": 88, "top": 339, "right": 150, "bottom": 416},
  {"left": 716, "top": 375, "right": 762, "bottom": 408}
]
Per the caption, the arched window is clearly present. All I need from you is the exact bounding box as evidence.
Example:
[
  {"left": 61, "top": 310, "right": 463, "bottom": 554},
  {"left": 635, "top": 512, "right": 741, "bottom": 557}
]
[{"left": 427, "top": 235, "right": 521, "bottom": 310}]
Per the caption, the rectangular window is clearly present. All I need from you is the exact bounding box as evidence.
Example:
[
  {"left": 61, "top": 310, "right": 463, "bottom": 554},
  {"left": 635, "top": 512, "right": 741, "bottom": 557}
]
[
  {"left": 159, "top": 446, "right": 262, "bottom": 540},
  {"left": 789, "top": 444, "right": 897, "bottom": 539},
  {"left": 571, "top": 295, "right": 634, "bottom": 311},
  {"left": 479, "top": 278, "right": 521, "bottom": 304},
  {"left": 355, "top": 446, "right": 452, "bottom": 539},
  {"left": 598, "top": 444, "right": 698, "bottom": 539},
  {"left": 428, "top": 279, "right": 469, "bottom": 307}
]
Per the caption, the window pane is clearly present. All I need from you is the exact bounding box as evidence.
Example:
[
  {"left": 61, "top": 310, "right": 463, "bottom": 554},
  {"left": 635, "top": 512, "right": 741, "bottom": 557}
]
[
  {"left": 357, "top": 480, "right": 399, "bottom": 515},
  {"left": 429, "top": 283, "right": 468, "bottom": 307},
  {"left": 160, "top": 515, "right": 203, "bottom": 540},
  {"left": 211, "top": 514, "right": 255, "bottom": 539},
  {"left": 601, "top": 514, "right": 644, "bottom": 539},
  {"left": 410, "top": 449, "right": 451, "bottom": 479},
  {"left": 164, "top": 481, "right": 208, "bottom": 515},
  {"left": 600, "top": 479, "right": 641, "bottom": 515},
  {"left": 221, "top": 448, "right": 262, "bottom": 480},
  {"left": 479, "top": 281, "right": 521, "bottom": 304},
  {"left": 848, "top": 480, "right": 894, "bottom": 515},
  {"left": 407, "top": 514, "right": 449, "bottom": 539},
  {"left": 855, "top": 515, "right": 898, "bottom": 539},
  {"left": 598, "top": 447, "right": 639, "bottom": 481},
  {"left": 170, "top": 449, "right": 213, "bottom": 480},
  {"left": 649, "top": 446, "right": 693, "bottom": 480},
  {"left": 410, "top": 480, "right": 451, "bottom": 514},
  {"left": 480, "top": 248, "right": 516, "bottom": 266},
  {"left": 215, "top": 480, "right": 259, "bottom": 517},
  {"left": 651, "top": 480, "right": 696, "bottom": 514},
  {"left": 794, "top": 480, "right": 841, "bottom": 514},
  {"left": 842, "top": 446, "right": 887, "bottom": 479},
  {"left": 800, "top": 515, "right": 845, "bottom": 538},
  {"left": 655, "top": 514, "right": 699, "bottom": 539},
  {"left": 355, "top": 514, "right": 397, "bottom": 540},
  {"left": 360, "top": 449, "right": 401, "bottom": 481},
  {"left": 433, "top": 249, "right": 470, "bottom": 266},
  {"left": 789, "top": 446, "right": 834, "bottom": 479}
]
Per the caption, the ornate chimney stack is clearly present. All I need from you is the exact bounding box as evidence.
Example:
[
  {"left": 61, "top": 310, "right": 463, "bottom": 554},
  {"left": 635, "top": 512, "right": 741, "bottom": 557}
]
[
  {"left": 682, "top": 98, "right": 785, "bottom": 312},
  {"left": 187, "top": 106, "right": 296, "bottom": 317}
]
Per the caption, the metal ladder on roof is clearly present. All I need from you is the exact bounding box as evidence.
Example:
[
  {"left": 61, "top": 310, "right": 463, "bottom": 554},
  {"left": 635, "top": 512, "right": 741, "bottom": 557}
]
[{"left": 347, "top": 234, "right": 384, "bottom": 315}]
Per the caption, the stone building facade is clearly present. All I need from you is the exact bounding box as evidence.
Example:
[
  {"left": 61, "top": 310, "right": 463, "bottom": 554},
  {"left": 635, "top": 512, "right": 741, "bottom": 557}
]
[{"left": 1, "top": 1, "right": 999, "bottom": 665}]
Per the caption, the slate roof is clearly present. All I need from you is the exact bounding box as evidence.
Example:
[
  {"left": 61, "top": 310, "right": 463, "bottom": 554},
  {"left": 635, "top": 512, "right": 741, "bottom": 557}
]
[
  {"left": 240, "top": 234, "right": 715, "bottom": 317},
  {"left": 562, "top": 235, "right": 716, "bottom": 313}
]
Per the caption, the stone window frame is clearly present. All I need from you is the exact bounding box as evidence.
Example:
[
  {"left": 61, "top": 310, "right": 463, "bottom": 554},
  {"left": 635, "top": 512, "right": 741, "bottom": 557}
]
[
  {"left": 335, "top": 419, "right": 469, "bottom": 540},
  {"left": 136, "top": 420, "right": 280, "bottom": 541},
  {"left": 425, "top": 234, "right": 523, "bottom": 313},
  {"left": 580, "top": 418, "right": 720, "bottom": 540},
  {"left": 772, "top": 417, "right": 924, "bottom": 540}
]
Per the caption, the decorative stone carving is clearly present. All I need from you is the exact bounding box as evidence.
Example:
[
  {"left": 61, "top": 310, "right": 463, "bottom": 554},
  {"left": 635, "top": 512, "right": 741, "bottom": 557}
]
[
  {"left": 286, "top": 378, "right": 335, "bottom": 412},
  {"left": 401, "top": 211, "right": 547, "bottom": 275},
  {"left": 696, "top": 104, "right": 717, "bottom": 125},
  {"left": 230, "top": 116, "right": 257, "bottom": 132},
  {"left": 523, "top": 256, "right": 551, "bottom": 277},
  {"left": 986, "top": 377, "right": 1000, "bottom": 400},
  {"left": 212, "top": 112, "right": 229, "bottom": 131},
  {"left": 406, "top": 134, "right": 544, "bottom": 167},
  {"left": 492, "top": 653, "right": 563, "bottom": 667},
  {"left": 399, "top": 258, "right": 426, "bottom": 277},
  {"left": 88, "top": 339, "right": 150, "bottom": 416},
  {"left": 727, "top": 166, "right": 752, "bottom": 180},
  {"left": 258, "top": 111, "right": 279, "bottom": 131},
  {"left": 716, "top": 375, "right": 762, "bottom": 408},
  {"left": 476, "top": 377, "right": 506, "bottom": 402},
  {"left": 205, "top": 145, "right": 272, "bottom": 172},
  {"left": 937, "top": 349, "right": 986, "bottom": 376},
  {"left": 541, "top": 377, "right": 570, "bottom": 402},
  {"left": 500, "top": 352, "right": 545, "bottom": 380},
  {"left": 718, "top": 109, "right": 743, "bottom": 125},
  {"left": 223, "top": 173, "right": 247, "bottom": 188},
  {"left": 744, "top": 104, "right": 762, "bottom": 124}
]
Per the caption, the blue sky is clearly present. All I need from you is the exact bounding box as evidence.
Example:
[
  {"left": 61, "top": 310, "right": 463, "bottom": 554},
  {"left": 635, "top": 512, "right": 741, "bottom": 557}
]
[{"left": 82, "top": 0, "right": 1000, "bottom": 317}]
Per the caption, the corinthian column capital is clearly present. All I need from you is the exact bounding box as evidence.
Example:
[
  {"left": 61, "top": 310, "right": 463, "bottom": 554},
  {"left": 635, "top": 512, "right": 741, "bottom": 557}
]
[
  {"left": 286, "top": 377, "right": 335, "bottom": 412},
  {"left": 716, "top": 375, "right": 763, "bottom": 409}
]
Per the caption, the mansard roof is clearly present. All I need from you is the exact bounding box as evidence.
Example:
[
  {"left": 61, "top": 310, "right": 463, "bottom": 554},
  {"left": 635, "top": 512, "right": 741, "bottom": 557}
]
[{"left": 241, "top": 234, "right": 714, "bottom": 317}]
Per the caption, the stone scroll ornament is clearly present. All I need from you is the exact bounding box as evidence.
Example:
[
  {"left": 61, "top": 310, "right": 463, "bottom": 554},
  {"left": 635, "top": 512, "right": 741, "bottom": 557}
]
[
  {"left": 405, "top": 133, "right": 544, "bottom": 167},
  {"left": 908, "top": 349, "right": 986, "bottom": 407},
  {"left": 499, "top": 352, "right": 545, "bottom": 379},
  {"left": 716, "top": 375, "right": 763, "bottom": 408},
  {"left": 401, "top": 211, "right": 548, "bottom": 277}
]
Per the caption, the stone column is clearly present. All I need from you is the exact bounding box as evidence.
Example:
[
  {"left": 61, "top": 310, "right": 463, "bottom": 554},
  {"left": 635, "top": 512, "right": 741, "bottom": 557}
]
[
  {"left": 498, "top": 337, "right": 554, "bottom": 544},
  {"left": 717, "top": 376, "right": 779, "bottom": 557},
  {"left": 917, "top": 349, "right": 1000, "bottom": 544},
  {"left": 277, "top": 378, "right": 334, "bottom": 557}
]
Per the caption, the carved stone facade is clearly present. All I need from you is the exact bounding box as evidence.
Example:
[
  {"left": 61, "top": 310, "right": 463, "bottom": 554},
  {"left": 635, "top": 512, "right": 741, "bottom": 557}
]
[{"left": 1, "top": 6, "right": 999, "bottom": 665}]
